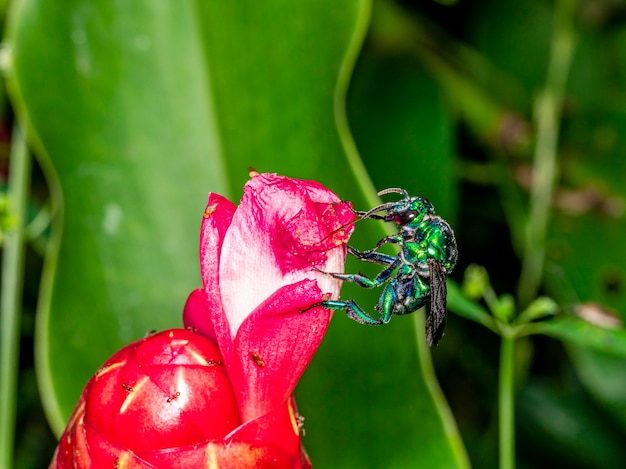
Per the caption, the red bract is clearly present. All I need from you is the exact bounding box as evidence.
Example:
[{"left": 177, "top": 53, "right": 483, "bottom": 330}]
[
  {"left": 50, "top": 329, "right": 240, "bottom": 468},
  {"left": 183, "top": 173, "right": 354, "bottom": 464}
]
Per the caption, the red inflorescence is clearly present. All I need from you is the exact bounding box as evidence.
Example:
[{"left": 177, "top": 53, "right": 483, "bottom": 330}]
[{"left": 50, "top": 329, "right": 240, "bottom": 468}]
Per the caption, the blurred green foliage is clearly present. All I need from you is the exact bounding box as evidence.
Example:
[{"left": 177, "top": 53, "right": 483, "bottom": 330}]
[{"left": 4, "top": 0, "right": 626, "bottom": 468}]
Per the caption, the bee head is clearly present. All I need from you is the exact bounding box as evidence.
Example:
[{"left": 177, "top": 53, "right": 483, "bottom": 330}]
[{"left": 386, "top": 197, "right": 434, "bottom": 226}]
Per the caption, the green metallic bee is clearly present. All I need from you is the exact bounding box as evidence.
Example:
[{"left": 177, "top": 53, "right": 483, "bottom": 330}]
[{"left": 311, "top": 188, "right": 458, "bottom": 347}]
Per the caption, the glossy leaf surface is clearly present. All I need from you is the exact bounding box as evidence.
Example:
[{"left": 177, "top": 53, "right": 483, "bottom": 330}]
[{"left": 8, "top": 0, "right": 227, "bottom": 431}]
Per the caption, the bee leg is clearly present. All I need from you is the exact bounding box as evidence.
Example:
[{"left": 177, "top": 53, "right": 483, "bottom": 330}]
[
  {"left": 368, "top": 234, "right": 403, "bottom": 252},
  {"left": 305, "top": 299, "right": 384, "bottom": 325},
  {"left": 317, "top": 258, "right": 400, "bottom": 289},
  {"left": 347, "top": 246, "right": 395, "bottom": 265}
]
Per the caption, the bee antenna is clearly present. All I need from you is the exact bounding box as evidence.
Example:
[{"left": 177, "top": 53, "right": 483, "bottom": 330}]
[
  {"left": 359, "top": 188, "right": 411, "bottom": 219},
  {"left": 377, "top": 187, "right": 410, "bottom": 199},
  {"left": 359, "top": 201, "right": 399, "bottom": 220}
]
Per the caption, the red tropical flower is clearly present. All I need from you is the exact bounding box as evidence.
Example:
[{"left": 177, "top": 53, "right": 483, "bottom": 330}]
[{"left": 49, "top": 174, "right": 354, "bottom": 468}]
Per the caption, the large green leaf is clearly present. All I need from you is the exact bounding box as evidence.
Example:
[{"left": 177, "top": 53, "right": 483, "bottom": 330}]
[
  {"left": 8, "top": 0, "right": 229, "bottom": 432},
  {"left": 7, "top": 1, "right": 468, "bottom": 466}
]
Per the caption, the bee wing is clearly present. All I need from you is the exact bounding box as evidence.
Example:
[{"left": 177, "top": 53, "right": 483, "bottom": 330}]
[{"left": 426, "top": 259, "right": 448, "bottom": 347}]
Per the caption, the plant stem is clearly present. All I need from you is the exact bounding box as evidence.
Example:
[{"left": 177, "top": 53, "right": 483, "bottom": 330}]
[
  {"left": 0, "top": 125, "right": 30, "bottom": 469},
  {"left": 517, "top": 0, "right": 579, "bottom": 307},
  {"left": 499, "top": 334, "right": 515, "bottom": 469}
]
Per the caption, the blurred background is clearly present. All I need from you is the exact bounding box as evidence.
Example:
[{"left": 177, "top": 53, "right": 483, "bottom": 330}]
[{"left": 3, "top": 0, "right": 626, "bottom": 468}]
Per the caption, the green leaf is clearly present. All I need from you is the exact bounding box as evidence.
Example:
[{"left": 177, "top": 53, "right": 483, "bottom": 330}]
[
  {"left": 531, "top": 315, "right": 626, "bottom": 357},
  {"left": 447, "top": 281, "right": 496, "bottom": 332},
  {"left": 515, "top": 296, "right": 558, "bottom": 325},
  {"left": 7, "top": 0, "right": 233, "bottom": 433},
  {"left": 7, "top": 1, "right": 468, "bottom": 466}
]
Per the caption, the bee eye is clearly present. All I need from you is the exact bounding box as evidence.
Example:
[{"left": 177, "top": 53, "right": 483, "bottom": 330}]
[{"left": 396, "top": 210, "right": 418, "bottom": 225}]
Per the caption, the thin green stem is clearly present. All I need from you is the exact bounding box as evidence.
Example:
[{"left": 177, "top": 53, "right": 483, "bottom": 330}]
[
  {"left": 0, "top": 125, "right": 30, "bottom": 469},
  {"left": 498, "top": 334, "right": 516, "bottom": 469},
  {"left": 503, "top": 3, "right": 578, "bottom": 467},
  {"left": 517, "top": 0, "right": 579, "bottom": 307},
  {"left": 334, "top": 0, "right": 380, "bottom": 209},
  {"left": 413, "top": 311, "right": 472, "bottom": 469}
]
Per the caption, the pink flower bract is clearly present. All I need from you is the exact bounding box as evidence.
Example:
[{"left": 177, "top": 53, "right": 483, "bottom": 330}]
[{"left": 184, "top": 173, "right": 355, "bottom": 423}]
